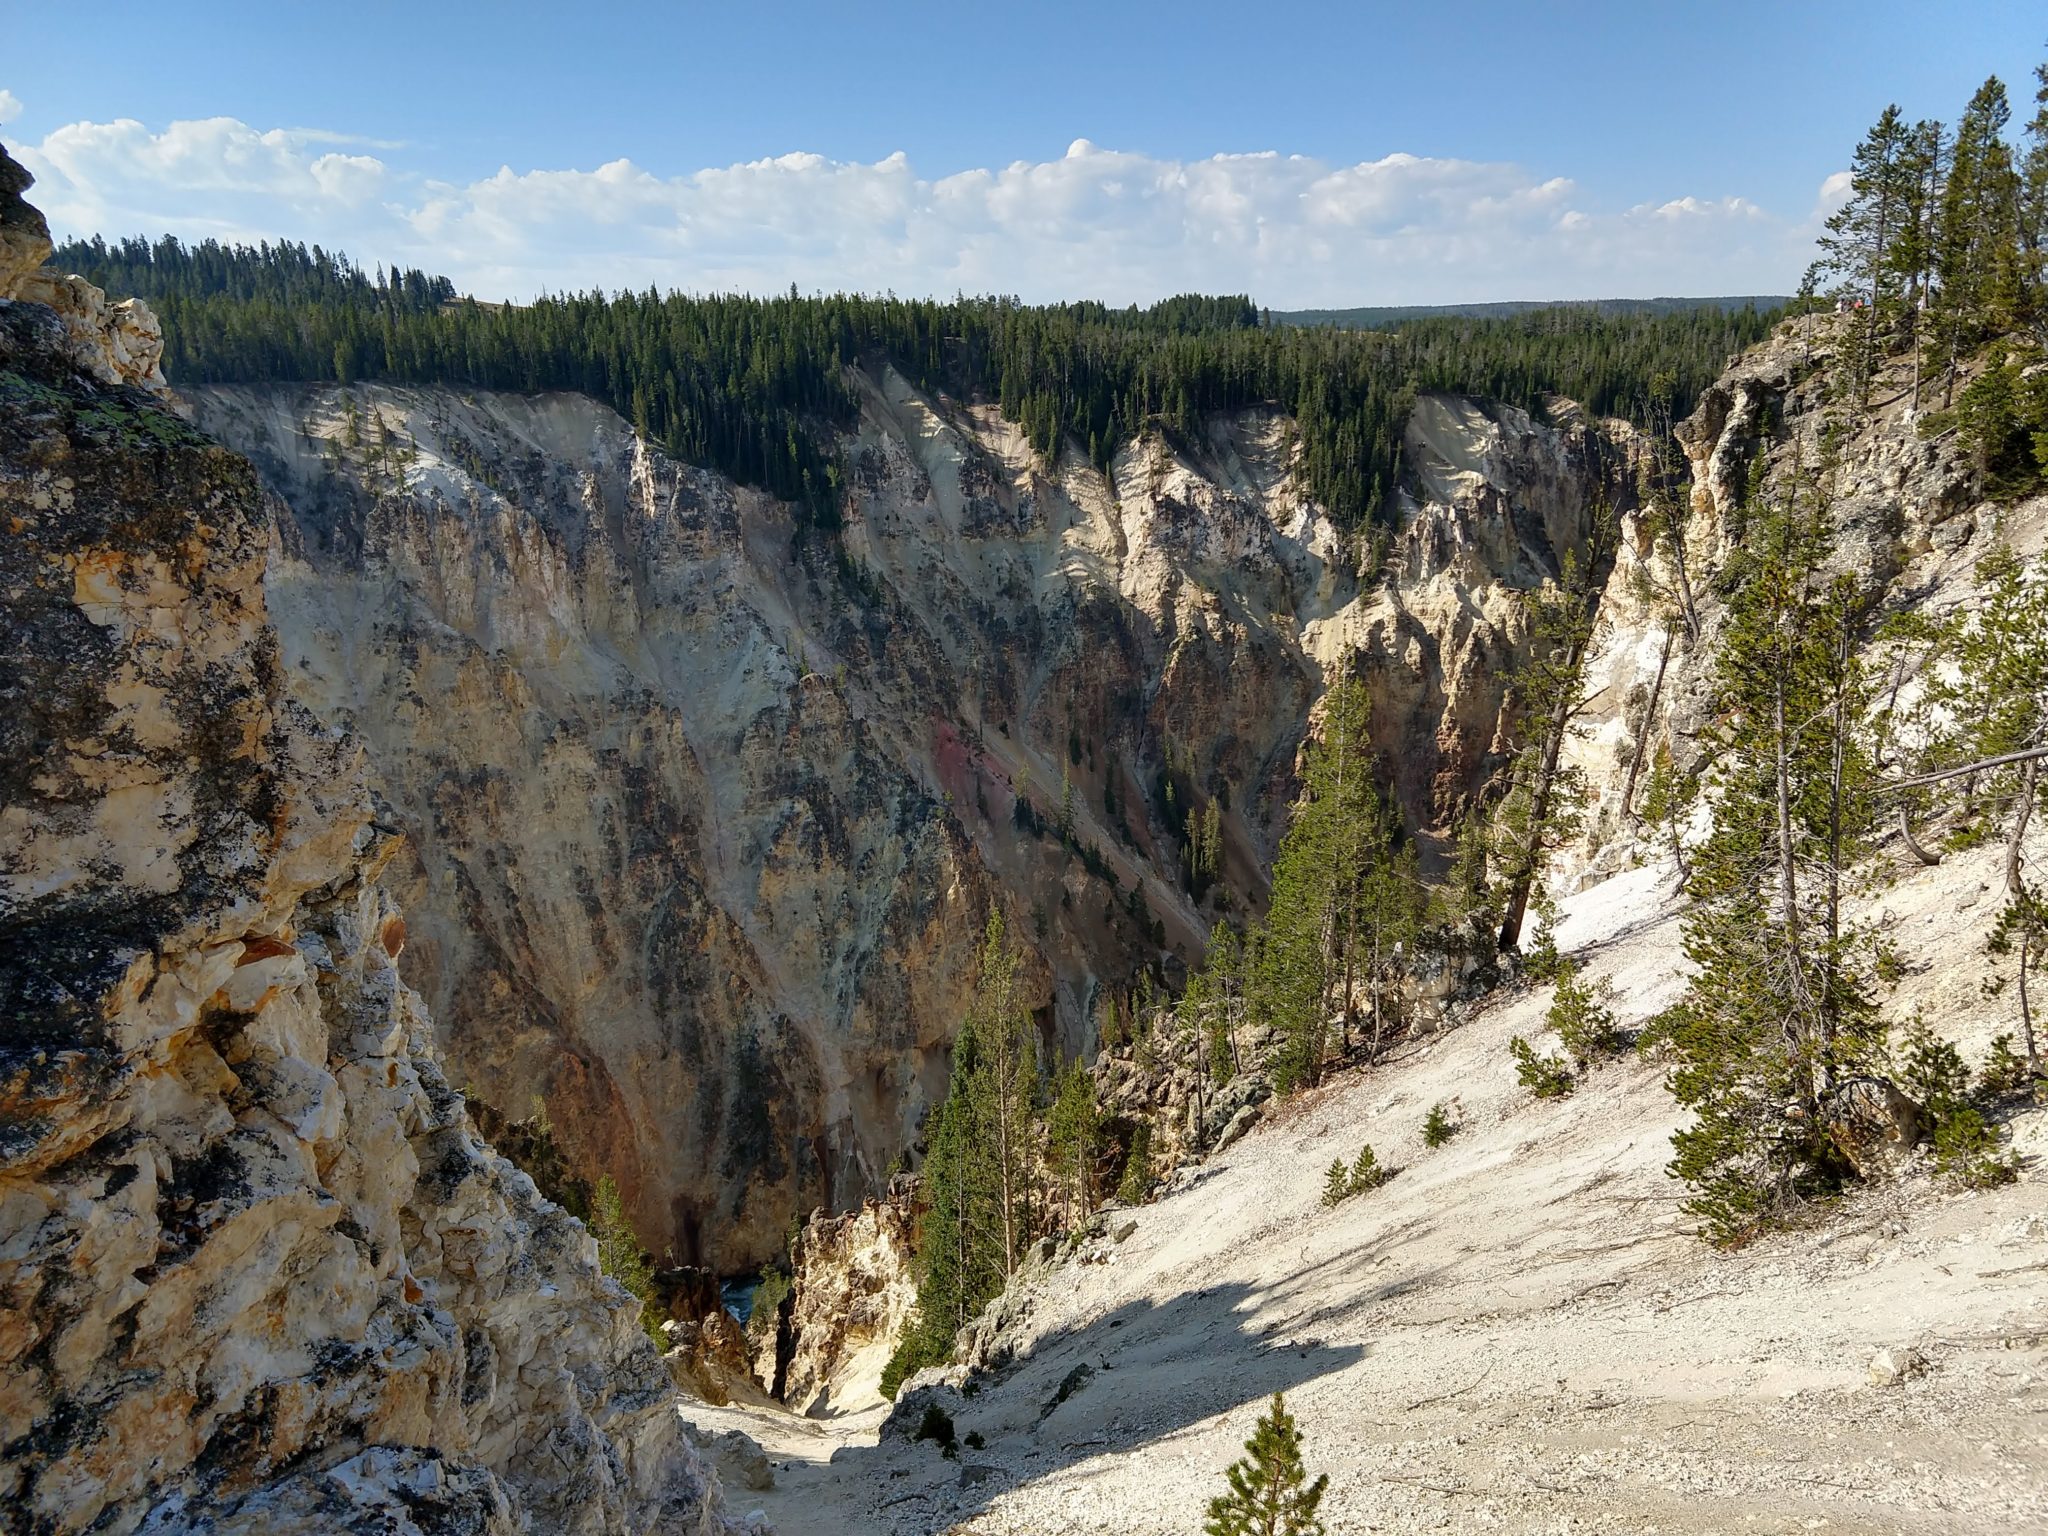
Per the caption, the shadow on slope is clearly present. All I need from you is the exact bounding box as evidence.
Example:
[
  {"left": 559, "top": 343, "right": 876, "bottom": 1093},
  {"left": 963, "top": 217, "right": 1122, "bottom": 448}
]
[{"left": 818, "top": 1248, "right": 1431, "bottom": 1534}]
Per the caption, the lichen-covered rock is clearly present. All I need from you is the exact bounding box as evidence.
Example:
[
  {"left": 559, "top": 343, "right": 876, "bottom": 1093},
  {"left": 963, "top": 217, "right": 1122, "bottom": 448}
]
[{"left": 0, "top": 255, "right": 741, "bottom": 1533}]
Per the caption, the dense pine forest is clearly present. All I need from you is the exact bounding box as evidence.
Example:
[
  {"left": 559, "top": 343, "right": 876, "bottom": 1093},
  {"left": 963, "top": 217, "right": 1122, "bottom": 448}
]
[{"left": 52, "top": 232, "right": 1771, "bottom": 529}]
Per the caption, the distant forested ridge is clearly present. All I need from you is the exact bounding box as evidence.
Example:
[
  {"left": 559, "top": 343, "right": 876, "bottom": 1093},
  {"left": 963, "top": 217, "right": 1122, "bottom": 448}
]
[
  {"left": 1272, "top": 296, "right": 1794, "bottom": 328},
  {"left": 50, "top": 233, "right": 1778, "bottom": 529}
]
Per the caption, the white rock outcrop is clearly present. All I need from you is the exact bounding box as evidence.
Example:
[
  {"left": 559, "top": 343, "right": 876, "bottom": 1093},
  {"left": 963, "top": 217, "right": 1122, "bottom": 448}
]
[{"left": 15, "top": 269, "right": 167, "bottom": 391}]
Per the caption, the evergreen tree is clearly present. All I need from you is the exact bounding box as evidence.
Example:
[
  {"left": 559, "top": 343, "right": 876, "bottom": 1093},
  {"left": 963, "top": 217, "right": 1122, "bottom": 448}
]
[
  {"left": 1494, "top": 495, "right": 1620, "bottom": 952},
  {"left": 1422, "top": 1101, "right": 1457, "bottom": 1147},
  {"left": 1985, "top": 887, "right": 2047, "bottom": 1077},
  {"left": 1117, "top": 1121, "right": 1155, "bottom": 1204},
  {"left": 1044, "top": 1061, "right": 1101, "bottom": 1227},
  {"left": 1204, "top": 1393, "right": 1329, "bottom": 1536},
  {"left": 1347, "top": 1142, "right": 1386, "bottom": 1192},
  {"left": 1886, "top": 118, "right": 1949, "bottom": 408},
  {"left": 1927, "top": 77, "right": 2025, "bottom": 401},
  {"left": 50, "top": 232, "right": 1775, "bottom": 537},
  {"left": 590, "top": 1175, "right": 660, "bottom": 1339},
  {"left": 960, "top": 911, "right": 1039, "bottom": 1276},
  {"left": 1952, "top": 547, "right": 2048, "bottom": 889},
  {"left": 1320, "top": 1158, "right": 1351, "bottom": 1207},
  {"left": 2022, "top": 60, "right": 2048, "bottom": 337},
  {"left": 1253, "top": 675, "right": 1395, "bottom": 1087},
  {"left": 1813, "top": 104, "right": 1915, "bottom": 403},
  {"left": 884, "top": 911, "right": 1041, "bottom": 1392},
  {"left": 1662, "top": 470, "right": 1884, "bottom": 1243},
  {"left": 1636, "top": 740, "right": 1698, "bottom": 887}
]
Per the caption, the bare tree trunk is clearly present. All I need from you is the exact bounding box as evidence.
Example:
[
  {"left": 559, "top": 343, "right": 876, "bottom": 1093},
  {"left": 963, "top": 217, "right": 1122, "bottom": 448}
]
[
  {"left": 2006, "top": 756, "right": 2038, "bottom": 897},
  {"left": 1773, "top": 670, "right": 1820, "bottom": 1106},
  {"left": 1341, "top": 877, "right": 1357, "bottom": 1054},
  {"left": 1667, "top": 798, "right": 1690, "bottom": 888},
  {"left": 1620, "top": 625, "right": 1676, "bottom": 819},
  {"left": 1369, "top": 922, "right": 1384, "bottom": 1061},
  {"left": 2022, "top": 928, "right": 2040, "bottom": 1070},
  {"left": 995, "top": 1093, "right": 1016, "bottom": 1276},
  {"left": 1898, "top": 802, "right": 1942, "bottom": 865},
  {"left": 1908, "top": 309, "right": 1925, "bottom": 413},
  {"left": 1498, "top": 683, "right": 1575, "bottom": 953},
  {"left": 1819, "top": 630, "right": 1853, "bottom": 1101}
]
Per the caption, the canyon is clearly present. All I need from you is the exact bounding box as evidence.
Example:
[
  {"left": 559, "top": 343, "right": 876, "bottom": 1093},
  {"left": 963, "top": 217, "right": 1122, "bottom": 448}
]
[
  {"left": 7, "top": 108, "right": 2043, "bottom": 1534},
  {"left": 181, "top": 351, "right": 1629, "bottom": 1273}
]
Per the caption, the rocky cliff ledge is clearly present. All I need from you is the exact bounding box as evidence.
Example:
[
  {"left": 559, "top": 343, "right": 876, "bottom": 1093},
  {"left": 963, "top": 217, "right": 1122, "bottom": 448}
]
[{"left": 0, "top": 148, "right": 742, "bottom": 1536}]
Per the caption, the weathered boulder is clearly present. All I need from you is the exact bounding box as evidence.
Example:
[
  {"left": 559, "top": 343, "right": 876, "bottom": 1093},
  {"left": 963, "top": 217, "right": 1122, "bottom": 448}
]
[
  {"left": 663, "top": 1309, "right": 759, "bottom": 1407},
  {"left": 880, "top": 1373, "right": 968, "bottom": 1441},
  {"left": 15, "top": 268, "right": 166, "bottom": 391},
  {"left": 1868, "top": 1345, "right": 1929, "bottom": 1387},
  {"left": 684, "top": 1427, "right": 775, "bottom": 1493}
]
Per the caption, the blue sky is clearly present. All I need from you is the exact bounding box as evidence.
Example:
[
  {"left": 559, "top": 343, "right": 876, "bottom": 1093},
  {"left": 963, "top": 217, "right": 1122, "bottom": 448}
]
[{"left": 5, "top": 0, "right": 2043, "bottom": 305}]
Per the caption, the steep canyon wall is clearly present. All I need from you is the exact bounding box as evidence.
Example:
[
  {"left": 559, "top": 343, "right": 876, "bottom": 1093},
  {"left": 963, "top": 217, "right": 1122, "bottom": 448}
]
[{"left": 184, "top": 368, "right": 1628, "bottom": 1272}]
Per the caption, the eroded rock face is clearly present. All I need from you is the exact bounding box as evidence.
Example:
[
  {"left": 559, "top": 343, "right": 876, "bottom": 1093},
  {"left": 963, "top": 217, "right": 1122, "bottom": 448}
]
[
  {"left": 0, "top": 141, "right": 51, "bottom": 298},
  {"left": 1556, "top": 317, "right": 1983, "bottom": 889},
  {"left": 14, "top": 270, "right": 166, "bottom": 392},
  {"left": 0, "top": 276, "right": 736, "bottom": 1533},
  {"left": 176, "top": 368, "right": 1619, "bottom": 1272},
  {"left": 780, "top": 1183, "right": 919, "bottom": 1415}
]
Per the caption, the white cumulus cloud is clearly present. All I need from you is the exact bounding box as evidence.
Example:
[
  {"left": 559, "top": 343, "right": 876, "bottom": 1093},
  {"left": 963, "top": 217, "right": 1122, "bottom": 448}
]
[
  {"left": 18, "top": 110, "right": 1810, "bottom": 305},
  {"left": 0, "top": 89, "right": 21, "bottom": 126}
]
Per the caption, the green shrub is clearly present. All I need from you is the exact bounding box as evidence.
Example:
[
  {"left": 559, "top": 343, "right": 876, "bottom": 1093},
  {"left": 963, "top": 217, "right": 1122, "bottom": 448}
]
[
  {"left": 1891, "top": 1019, "right": 2022, "bottom": 1189},
  {"left": 1510, "top": 1036, "right": 1575, "bottom": 1099},
  {"left": 1348, "top": 1143, "right": 1388, "bottom": 1193},
  {"left": 879, "top": 1312, "right": 949, "bottom": 1401},
  {"left": 1117, "top": 1122, "right": 1155, "bottom": 1204},
  {"left": 1634, "top": 1005, "right": 1679, "bottom": 1061},
  {"left": 915, "top": 1402, "right": 957, "bottom": 1454},
  {"left": 1523, "top": 910, "right": 1565, "bottom": 984},
  {"left": 1422, "top": 1101, "right": 1456, "bottom": 1147},
  {"left": 1932, "top": 1108, "right": 2020, "bottom": 1189},
  {"left": 1980, "top": 1034, "right": 2039, "bottom": 1098},
  {"left": 1320, "top": 1158, "right": 1351, "bottom": 1207},
  {"left": 1204, "top": 1392, "right": 1328, "bottom": 1536},
  {"left": 1895, "top": 1017, "right": 1971, "bottom": 1117},
  {"left": 748, "top": 1265, "right": 792, "bottom": 1340},
  {"left": 1547, "top": 962, "right": 1623, "bottom": 1064},
  {"left": 590, "top": 1174, "right": 664, "bottom": 1343}
]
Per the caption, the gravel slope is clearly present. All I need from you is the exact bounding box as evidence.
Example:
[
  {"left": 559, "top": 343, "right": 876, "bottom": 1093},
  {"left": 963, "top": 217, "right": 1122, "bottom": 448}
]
[{"left": 699, "top": 850, "right": 2048, "bottom": 1535}]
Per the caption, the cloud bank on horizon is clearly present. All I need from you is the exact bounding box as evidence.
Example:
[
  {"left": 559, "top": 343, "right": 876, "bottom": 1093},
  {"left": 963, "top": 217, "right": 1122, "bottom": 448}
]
[{"left": 7, "top": 99, "right": 1836, "bottom": 307}]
